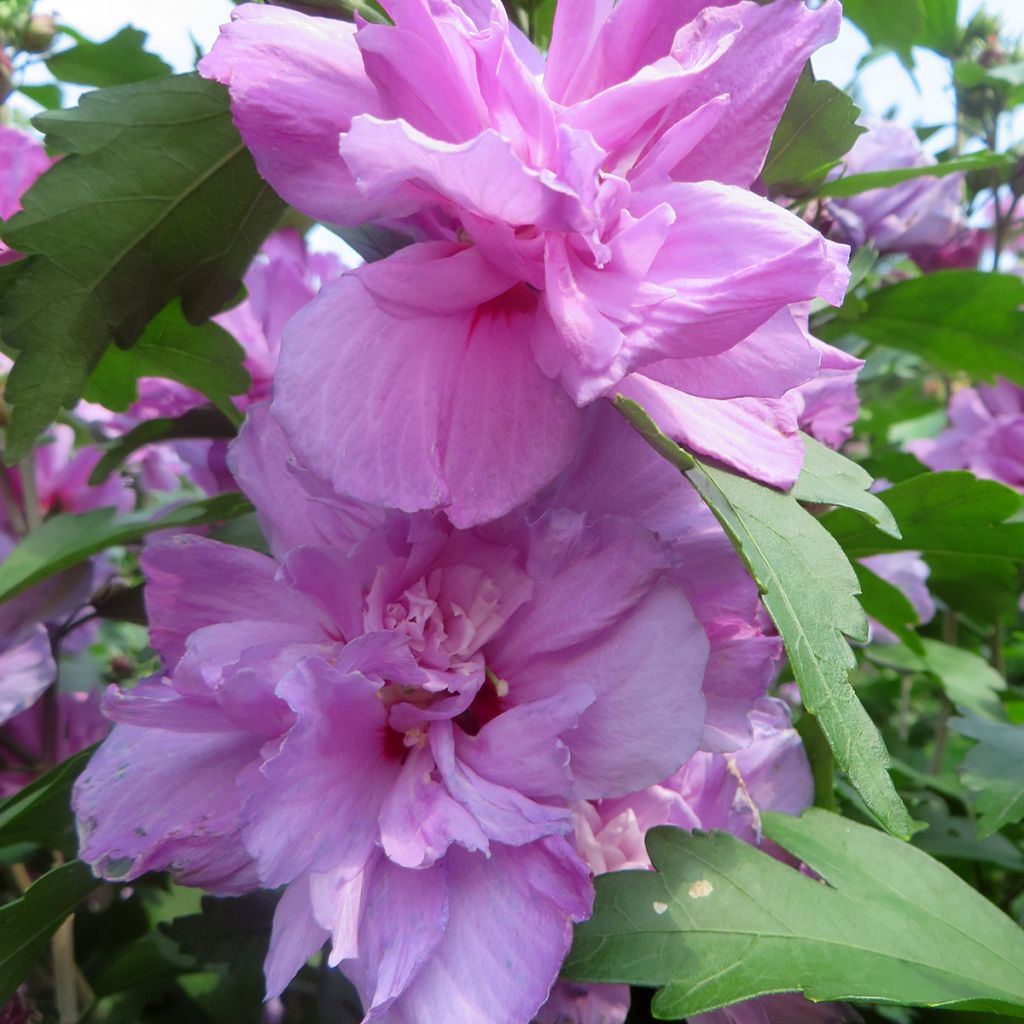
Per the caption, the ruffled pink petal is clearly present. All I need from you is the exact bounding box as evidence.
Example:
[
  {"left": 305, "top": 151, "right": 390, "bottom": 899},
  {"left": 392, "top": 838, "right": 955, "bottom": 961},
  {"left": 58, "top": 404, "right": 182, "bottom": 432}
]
[
  {"left": 272, "top": 246, "right": 582, "bottom": 528},
  {"left": 142, "top": 534, "right": 327, "bottom": 667},
  {"left": 74, "top": 724, "right": 261, "bottom": 894},
  {"left": 199, "top": 4, "right": 384, "bottom": 225},
  {"left": 615, "top": 373, "right": 806, "bottom": 489},
  {"left": 241, "top": 658, "right": 398, "bottom": 887},
  {"left": 669, "top": 0, "right": 843, "bottom": 187},
  {"left": 386, "top": 838, "right": 593, "bottom": 1024},
  {"left": 505, "top": 578, "right": 708, "bottom": 799}
]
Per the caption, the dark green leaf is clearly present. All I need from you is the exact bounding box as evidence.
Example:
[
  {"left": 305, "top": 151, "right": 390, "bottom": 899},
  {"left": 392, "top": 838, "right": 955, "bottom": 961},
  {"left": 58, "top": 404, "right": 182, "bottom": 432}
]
[
  {"left": 0, "top": 746, "right": 95, "bottom": 851},
  {"left": 853, "top": 561, "right": 925, "bottom": 654},
  {"left": 823, "top": 472, "right": 1024, "bottom": 618},
  {"left": 162, "top": 893, "right": 276, "bottom": 971},
  {"left": 817, "top": 151, "right": 1009, "bottom": 199},
  {"left": 790, "top": 434, "right": 900, "bottom": 537},
  {"left": 919, "top": 0, "right": 960, "bottom": 54},
  {"left": 951, "top": 716, "right": 1024, "bottom": 838},
  {"left": 820, "top": 272, "right": 1024, "bottom": 386},
  {"left": 762, "top": 68, "right": 865, "bottom": 191},
  {"left": 617, "top": 399, "right": 910, "bottom": 838},
  {"left": 564, "top": 809, "right": 1024, "bottom": 1018},
  {"left": 912, "top": 803, "right": 1024, "bottom": 870},
  {"left": 0, "top": 74, "right": 285, "bottom": 461},
  {"left": 45, "top": 26, "right": 171, "bottom": 87},
  {"left": 795, "top": 713, "right": 838, "bottom": 811},
  {"left": 0, "top": 860, "right": 100, "bottom": 1006},
  {"left": 867, "top": 640, "right": 1006, "bottom": 719},
  {"left": 0, "top": 493, "right": 253, "bottom": 603},
  {"left": 17, "top": 84, "right": 62, "bottom": 109}
]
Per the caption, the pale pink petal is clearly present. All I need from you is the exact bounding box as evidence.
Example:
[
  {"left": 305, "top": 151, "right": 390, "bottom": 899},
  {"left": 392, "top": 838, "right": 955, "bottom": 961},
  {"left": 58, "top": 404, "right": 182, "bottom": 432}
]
[
  {"left": 272, "top": 247, "right": 582, "bottom": 528},
  {"left": 265, "top": 876, "right": 329, "bottom": 999},
  {"left": 199, "top": 4, "right": 384, "bottom": 224},
  {"left": 0, "top": 627, "right": 55, "bottom": 727}
]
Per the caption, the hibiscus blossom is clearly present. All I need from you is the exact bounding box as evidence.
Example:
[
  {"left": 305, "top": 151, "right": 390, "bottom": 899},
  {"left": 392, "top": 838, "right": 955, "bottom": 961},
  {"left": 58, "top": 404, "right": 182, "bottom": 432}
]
[
  {"left": 200, "top": 0, "right": 850, "bottom": 526},
  {"left": 74, "top": 401, "right": 780, "bottom": 1023}
]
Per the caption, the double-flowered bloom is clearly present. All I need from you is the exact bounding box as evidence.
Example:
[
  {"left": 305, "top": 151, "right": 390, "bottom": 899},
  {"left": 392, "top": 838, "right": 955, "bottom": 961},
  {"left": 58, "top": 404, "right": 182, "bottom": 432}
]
[
  {"left": 201, "top": 0, "right": 851, "bottom": 526},
  {"left": 75, "top": 404, "right": 781, "bottom": 1022}
]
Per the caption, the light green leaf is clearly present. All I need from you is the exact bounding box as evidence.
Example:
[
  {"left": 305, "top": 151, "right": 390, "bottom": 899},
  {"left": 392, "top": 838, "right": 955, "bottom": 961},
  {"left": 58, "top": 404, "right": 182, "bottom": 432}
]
[
  {"left": 0, "top": 73, "right": 285, "bottom": 461},
  {"left": 0, "top": 493, "right": 253, "bottom": 604},
  {"left": 45, "top": 25, "right": 171, "bottom": 87},
  {"left": 84, "top": 302, "right": 250, "bottom": 426},
  {"left": 919, "top": 0, "right": 960, "bottom": 54},
  {"left": 790, "top": 434, "right": 900, "bottom": 537},
  {"left": 0, "top": 860, "right": 100, "bottom": 1006},
  {"left": 616, "top": 398, "right": 910, "bottom": 837},
  {"left": 951, "top": 716, "right": 1024, "bottom": 838},
  {"left": 762, "top": 68, "right": 864, "bottom": 191},
  {"left": 867, "top": 639, "right": 1006, "bottom": 719},
  {"left": 564, "top": 809, "right": 1024, "bottom": 1018},
  {"left": 819, "top": 272, "right": 1024, "bottom": 386},
  {"left": 842, "top": 0, "right": 924, "bottom": 64},
  {"left": 817, "top": 151, "right": 1009, "bottom": 199}
]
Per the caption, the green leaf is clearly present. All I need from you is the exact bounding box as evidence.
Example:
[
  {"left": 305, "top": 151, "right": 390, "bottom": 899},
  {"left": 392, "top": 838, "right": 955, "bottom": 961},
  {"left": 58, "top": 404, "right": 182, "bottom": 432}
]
[
  {"left": 951, "top": 716, "right": 1024, "bottom": 838},
  {"left": 0, "top": 493, "right": 253, "bottom": 604},
  {"left": 45, "top": 26, "right": 171, "bottom": 87},
  {"left": 616, "top": 398, "right": 910, "bottom": 838},
  {"left": 564, "top": 809, "right": 1024, "bottom": 1018},
  {"left": 867, "top": 639, "right": 1006, "bottom": 719},
  {"left": 912, "top": 803, "right": 1024, "bottom": 870},
  {"left": 163, "top": 893, "right": 275, "bottom": 971},
  {"left": 84, "top": 302, "right": 249, "bottom": 426},
  {"left": 17, "top": 83, "right": 62, "bottom": 109},
  {"left": 790, "top": 434, "right": 900, "bottom": 538},
  {"left": 0, "top": 746, "right": 95, "bottom": 852},
  {"left": 919, "top": 0, "right": 960, "bottom": 53},
  {"left": 820, "top": 272, "right": 1024, "bottom": 386},
  {"left": 0, "top": 73, "right": 285, "bottom": 461},
  {"left": 762, "top": 68, "right": 865, "bottom": 191},
  {"left": 0, "top": 860, "right": 100, "bottom": 1006},
  {"left": 853, "top": 561, "right": 925, "bottom": 654},
  {"left": 88, "top": 406, "right": 237, "bottom": 485},
  {"left": 817, "top": 151, "right": 1009, "bottom": 199},
  {"left": 822, "top": 472, "right": 1024, "bottom": 618},
  {"left": 842, "top": 0, "right": 925, "bottom": 63}
]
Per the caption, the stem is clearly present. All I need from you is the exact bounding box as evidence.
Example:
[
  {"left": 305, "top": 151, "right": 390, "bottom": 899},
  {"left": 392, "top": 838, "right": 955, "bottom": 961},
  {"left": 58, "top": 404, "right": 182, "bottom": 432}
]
[
  {"left": 50, "top": 852, "right": 78, "bottom": 1024},
  {"left": 0, "top": 466, "right": 26, "bottom": 535},
  {"left": 18, "top": 450, "right": 42, "bottom": 532},
  {"left": 992, "top": 620, "right": 1006, "bottom": 676},
  {"left": 929, "top": 694, "right": 951, "bottom": 775},
  {"left": 897, "top": 674, "right": 913, "bottom": 742}
]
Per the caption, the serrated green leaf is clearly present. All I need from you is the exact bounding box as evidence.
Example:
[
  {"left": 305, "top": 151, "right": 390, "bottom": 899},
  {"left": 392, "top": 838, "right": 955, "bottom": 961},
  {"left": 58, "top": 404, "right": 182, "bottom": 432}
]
[
  {"left": 820, "top": 272, "right": 1024, "bottom": 385},
  {"left": 817, "top": 151, "right": 1008, "bottom": 199},
  {"left": 790, "top": 434, "right": 900, "bottom": 537},
  {"left": 0, "top": 73, "right": 285, "bottom": 461},
  {"left": 84, "top": 301, "right": 249, "bottom": 426},
  {"left": 951, "top": 717, "right": 1024, "bottom": 838},
  {"left": 867, "top": 639, "right": 1006, "bottom": 719},
  {"left": 0, "top": 493, "right": 253, "bottom": 604},
  {"left": 616, "top": 398, "right": 910, "bottom": 837},
  {"left": 564, "top": 809, "right": 1024, "bottom": 1018},
  {"left": 762, "top": 68, "right": 864, "bottom": 191},
  {"left": 0, "top": 746, "right": 95, "bottom": 851},
  {"left": 0, "top": 860, "right": 100, "bottom": 1006},
  {"left": 45, "top": 26, "right": 171, "bottom": 87}
]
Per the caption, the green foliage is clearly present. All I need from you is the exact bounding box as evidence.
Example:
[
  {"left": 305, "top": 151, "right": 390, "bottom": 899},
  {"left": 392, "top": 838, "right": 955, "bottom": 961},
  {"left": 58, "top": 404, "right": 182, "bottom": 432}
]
[
  {"left": 952, "top": 717, "right": 1024, "bottom": 837},
  {"left": 821, "top": 272, "right": 1024, "bottom": 387},
  {"left": 868, "top": 640, "right": 1007, "bottom": 719},
  {"left": 0, "top": 747, "right": 95, "bottom": 855},
  {"left": 817, "top": 150, "right": 1011, "bottom": 198},
  {"left": 0, "top": 860, "right": 100, "bottom": 1006},
  {"left": 0, "top": 73, "right": 285, "bottom": 461},
  {"left": 762, "top": 68, "right": 865, "bottom": 192},
  {"left": 45, "top": 26, "right": 172, "bottom": 88},
  {"left": 0, "top": 493, "right": 253, "bottom": 603},
  {"left": 853, "top": 561, "right": 925, "bottom": 653},
  {"left": 84, "top": 301, "right": 250, "bottom": 427},
  {"left": 617, "top": 398, "right": 910, "bottom": 838},
  {"left": 842, "top": 0, "right": 928, "bottom": 65},
  {"left": 564, "top": 809, "right": 1024, "bottom": 1018}
]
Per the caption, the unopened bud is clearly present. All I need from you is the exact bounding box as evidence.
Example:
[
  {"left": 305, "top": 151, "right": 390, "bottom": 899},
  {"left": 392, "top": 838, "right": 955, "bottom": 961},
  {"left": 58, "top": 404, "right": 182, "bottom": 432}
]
[{"left": 20, "top": 13, "right": 55, "bottom": 53}]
